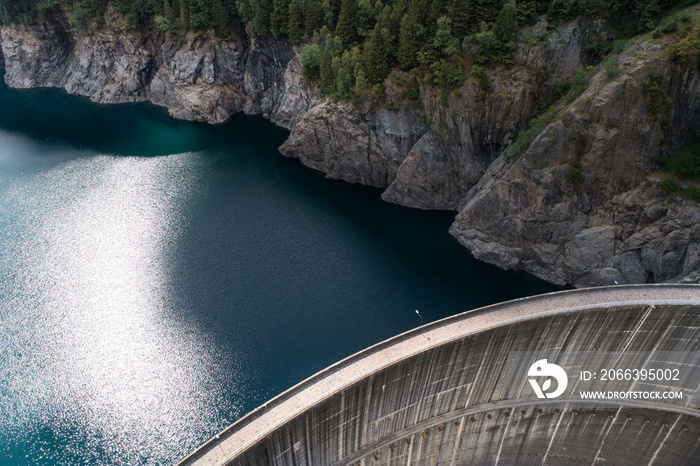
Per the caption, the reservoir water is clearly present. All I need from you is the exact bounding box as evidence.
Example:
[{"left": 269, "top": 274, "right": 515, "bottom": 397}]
[{"left": 0, "top": 75, "right": 557, "bottom": 465}]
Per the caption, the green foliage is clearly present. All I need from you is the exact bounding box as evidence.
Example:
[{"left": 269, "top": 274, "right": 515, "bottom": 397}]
[
  {"left": 586, "top": 38, "right": 613, "bottom": 62},
  {"left": 667, "top": 34, "right": 700, "bottom": 63},
  {"left": 2, "top": 0, "right": 696, "bottom": 113},
  {"left": 270, "top": 0, "right": 290, "bottom": 36},
  {"left": 603, "top": 53, "right": 619, "bottom": 79},
  {"left": 300, "top": 43, "right": 322, "bottom": 80},
  {"left": 550, "top": 67, "right": 589, "bottom": 103},
  {"left": 336, "top": 0, "right": 359, "bottom": 46},
  {"left": 305, "top": 0, "right": 324, "bottom": 35},
  {"left": 643, "top": 68, "right": 671, "bottom": 126},
  {"left": 567, "top": 160, "right": 584, "bottom": 184},
  {"left": 661, "top": 126, "right": 700, "bottom": 181},
  {"left": 397, "top": 14, "right": 420, "bottom": 70},
  {"left": 659, "top": 177, "right": 681, "bottom": 191},
  {"left": 503, "top": 106, "right": 558, "bottom": 161},
  {"left": 493, "top": 0, "right": 518, "bottom": 43},
  {"left": 155, "top": 14, "right": 177, "bottom": 33},
  {"left": 366, "top": 23, "right": 391, "bottom": 83},
  {"left": 471, "top": 65, "right": 493, "bottom": 93},
  {"left": 659, "top": 178, "right": 700, "bottom": 202},
  {"left": 287, "top": 0, "right": 305, "bottom": 44},
  {"left": 552, "top": 81, "right": 572, "bottom": 100},
  {"left": 686, "top": 185, "right": 700, "bottom": 201}
]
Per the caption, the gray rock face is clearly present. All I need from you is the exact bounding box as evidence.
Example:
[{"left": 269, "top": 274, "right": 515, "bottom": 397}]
[
  {"left": 449, "top": 40, "right": 700, "bottom": 287},
  {"left": 0, "top": 13, "right": 293, "bottom": 123},
  {"left": 280, "top": 103, "right": 428, "bottom": 187},
  {"left": 0, "top": 33, "right": 5, "bottom": 70}
]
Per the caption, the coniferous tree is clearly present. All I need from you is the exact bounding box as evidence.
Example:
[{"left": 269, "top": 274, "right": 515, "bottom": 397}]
[
  {"left": 397, "top": 14, "right": 419, "bottom": 70},
  {"left": 252, "top": 0, "right": 273, "bottom": 35},
  {"left": 355, "top": 66, "right": 369, "bottom": 91},
  {"left": 179, "top": 0, "right": 189, "bottom": 32},
  {"left": 189, "top": 0, "right": 210, "bottom": 30},
  {"left": 164, "top": 0, "right": 176, "bottom": 23},
  {"left": 212, "top": 0, "right": 229, "bottom": 37},
  {"left": 287, "top": 0, "right": 305, "bottom": 44},
  {"left": 493, "top": 0, "right": 517, "bottom": 43},
  {"left": 271, "top": 0, "right": 291, "bottom": 36},
  {"left": 305, "top": 0, "right": 325, "bottom": 35},
  {"left": 320, "top": 40, "right": 335, "bottom": 90},
  {"left": 449, "top": 0, "right": 472, "bottom": 38},
  {"left": 433, "top": 16, "right": 459, "bottom": 58},
  {"left": 366, "top": 22, "right": 389, "bottom": 83},
  {"left": 336, "top": 65, "right": 352, "bottom": 95},
  {"left": 328, "top": 0, "right": 342, "bottom": 28},
  {"left": 300, "top": 43, "right": 323, "bottom": 79},
  {"left": 336, "top": 0, "right": 360, "bottom": 46}
]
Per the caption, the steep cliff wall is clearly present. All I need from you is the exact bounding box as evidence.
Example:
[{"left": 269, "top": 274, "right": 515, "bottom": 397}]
[
  {"left": 1, "top": 11, "right": 698, "bottom": 288},
  {"left": 0, "top": 9, "right": 310, "bottom": 125},
  {"left": 450, "top": 37, "right": 700, "bottom": 287},
  {"left": 281, "top": 19, "right": 601, "bottom": 209}
]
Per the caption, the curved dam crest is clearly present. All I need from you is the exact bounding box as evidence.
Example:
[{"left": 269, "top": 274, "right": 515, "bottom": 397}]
[{"left": 180, "top": 285, "right": 700, "bottom": 466}]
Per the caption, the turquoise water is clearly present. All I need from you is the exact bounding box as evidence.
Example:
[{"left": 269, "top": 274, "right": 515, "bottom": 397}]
[{"left": 0, "top": 76, "right": 558, "bottom": 465}]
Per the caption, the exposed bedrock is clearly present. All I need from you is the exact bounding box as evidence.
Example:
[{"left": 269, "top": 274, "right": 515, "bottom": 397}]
[{"left": 450, "top": 39, "right": 700, "bottom": 287}]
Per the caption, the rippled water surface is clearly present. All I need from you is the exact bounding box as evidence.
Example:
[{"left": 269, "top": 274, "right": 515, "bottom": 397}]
[{"left": 0, "top": 77, "right": 558, "bottom": 465}]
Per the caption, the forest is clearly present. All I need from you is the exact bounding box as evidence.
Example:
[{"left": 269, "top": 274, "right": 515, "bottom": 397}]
[{"left": 0, "top": 0, "right": 688, "bottom": 100}]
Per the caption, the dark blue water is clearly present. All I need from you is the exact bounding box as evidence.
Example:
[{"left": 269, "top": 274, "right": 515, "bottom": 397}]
[{"left": 0, "top": 75, "right": 558, "bottom": 465}]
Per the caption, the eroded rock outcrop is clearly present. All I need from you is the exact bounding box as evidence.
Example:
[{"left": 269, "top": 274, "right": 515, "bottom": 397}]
[
  {"left": 281, "top": 18, "right": 601, "bottom": 210},
  {"left": 450, "top": 39, "right": 700, "bottom": 287},
  {"left": 0, "top": 10, "right": 301, "bottom": 124}
]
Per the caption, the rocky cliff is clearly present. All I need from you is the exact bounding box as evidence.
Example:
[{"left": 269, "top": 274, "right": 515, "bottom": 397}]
[
  {"left": 1, "top": 11, "right": 698, "bottom": 287},
  {"left": 0, "top": 8, "right": 310, "bottom": 126},
  {"left": 450, "top": 36, "right": 700, "bottom": 287}
]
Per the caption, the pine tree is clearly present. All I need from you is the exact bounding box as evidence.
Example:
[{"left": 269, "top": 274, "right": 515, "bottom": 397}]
[
  {"left": 189, "top": 0, "right": 211, "bottom": 31},
  {"left": 336, "top": 0, "right": 359, "bottom": 47},
  {"left": 493, "top": 0, "right": 517, "bottom": 43},
  {"left": 397, "top": 14, "right": 419, "bottom": 70},
  {"left": 271, "top": 0, "right": 291, "bottom": 36},
  {"left": 366, "top": 23, "right": 389, "bottom": 83},
  {"left": 433, "top": 16, "right": 459, "bottom": 58},
  {"left": 336, "top": 66, "right": 352, "bottom": 96},
  {"left": 212, "top": 0, "right": 229, "bottom": 37},
  {"left": 328, "top": 0, "right": 342, "bottom": 28},
  {"left": 179, "top": 0, "right": 189, "bottom": 32},
  {"left": 253, "top": 0, "right": 273, "bottom": 35},
  {"left": 355, "top": 66, "right": 369, "bottom": 91},
  {"left": 300, "top": 43, "right": 322, "bottom": 79},
  {"left": 448, "top": 0, "right": 472, "bottom": 39},
  {"left": 320, "top": 45, "right": 335, "bottom": 90},
  {"left": 164, "top": 0, "right": 175, "bottom": 23},
  {"left": 305, "top": 0, "right": 324, "bottom": 35},
  {"left": 287, "top": 0, "right": 305, "bottom": 44}
]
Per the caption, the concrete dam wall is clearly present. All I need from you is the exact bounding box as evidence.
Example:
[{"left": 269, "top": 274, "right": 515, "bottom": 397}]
[{"left": 179, "top": 285, "right": 700, "bottom": 465}]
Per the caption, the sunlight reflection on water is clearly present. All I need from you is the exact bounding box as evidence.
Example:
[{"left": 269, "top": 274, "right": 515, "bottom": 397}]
[{"left": 0, "top": 146, "right": 242, "bottom": 464}]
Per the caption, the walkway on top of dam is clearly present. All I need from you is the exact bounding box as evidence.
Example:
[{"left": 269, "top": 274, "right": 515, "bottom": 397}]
[{"left": 177, "top": 284, "right": 700, "bottom": 466}]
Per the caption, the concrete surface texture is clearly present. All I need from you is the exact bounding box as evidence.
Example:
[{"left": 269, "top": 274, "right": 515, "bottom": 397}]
[{"left": 178, "top": 285, "right": 700, "bottom": 466}]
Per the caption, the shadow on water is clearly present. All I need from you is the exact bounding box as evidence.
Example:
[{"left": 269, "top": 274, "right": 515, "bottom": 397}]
[
  {"left": 0, "top": 70, "right": 269, "bottom": 157},
  {"left": 0, "top": 74, "right": 560, "bottom": 465}
]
